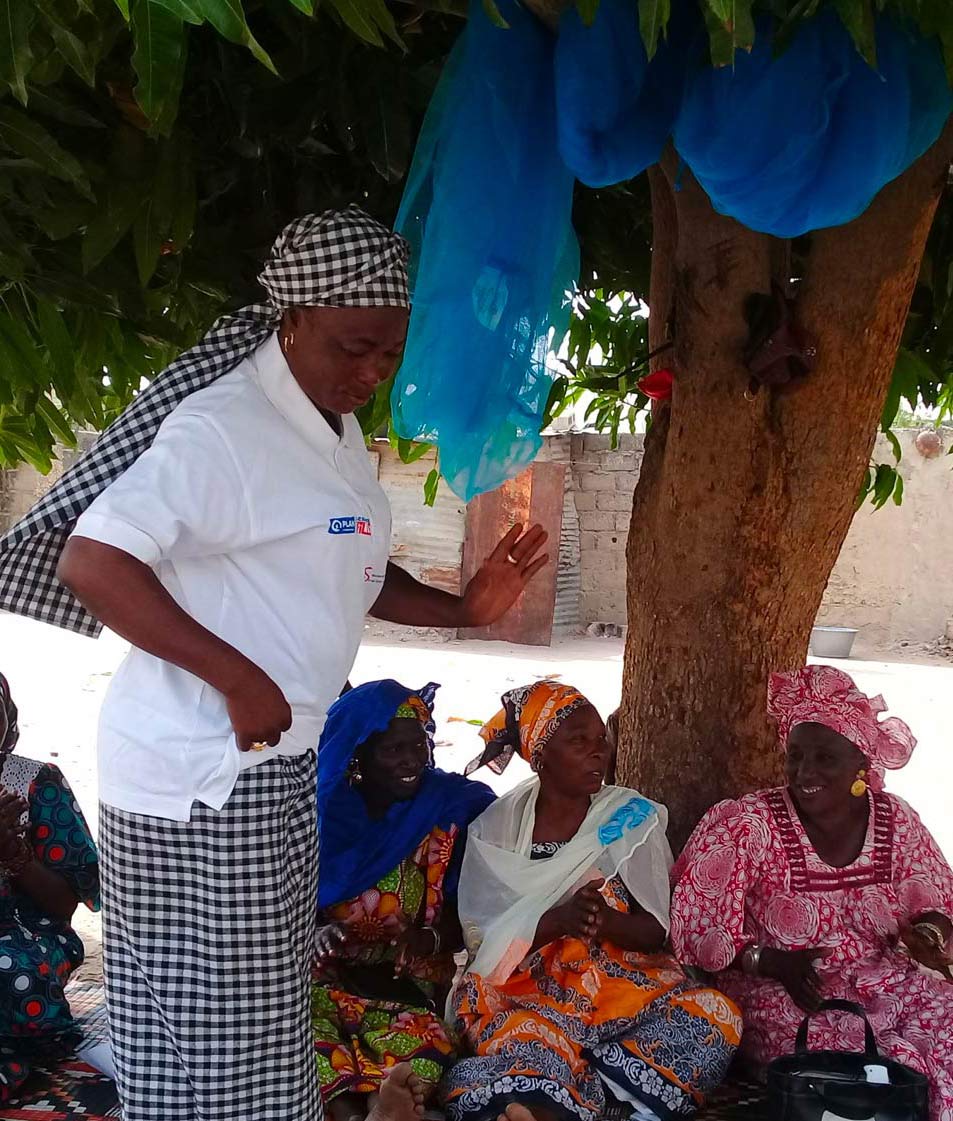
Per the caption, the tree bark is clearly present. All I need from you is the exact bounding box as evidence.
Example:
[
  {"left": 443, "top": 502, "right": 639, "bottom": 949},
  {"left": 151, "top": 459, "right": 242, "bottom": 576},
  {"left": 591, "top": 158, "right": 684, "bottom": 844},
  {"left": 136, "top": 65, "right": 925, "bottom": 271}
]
[{"left": 618, "top": 125, "right": 953, "bottom": 850}]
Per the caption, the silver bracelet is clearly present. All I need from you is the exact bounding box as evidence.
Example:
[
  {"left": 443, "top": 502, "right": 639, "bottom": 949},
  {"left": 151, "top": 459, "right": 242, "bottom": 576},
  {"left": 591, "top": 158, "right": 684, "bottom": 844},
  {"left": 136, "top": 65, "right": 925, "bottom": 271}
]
[
  {"left": 424, "top": 926, "right": 441, "bottom": 955},
  {"left": 741, "top": 944, "right": 763, "bottom": 976},
  {"left": 914, "top": 921, "right": 948, "bottom": 951}
]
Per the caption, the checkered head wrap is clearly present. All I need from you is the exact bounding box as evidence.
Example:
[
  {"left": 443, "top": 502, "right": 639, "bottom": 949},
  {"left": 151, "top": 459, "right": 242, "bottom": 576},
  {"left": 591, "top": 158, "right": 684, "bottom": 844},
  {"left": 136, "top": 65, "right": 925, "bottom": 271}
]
[{"left": 0, "top": 205, "right": 409, "bottom": 637}]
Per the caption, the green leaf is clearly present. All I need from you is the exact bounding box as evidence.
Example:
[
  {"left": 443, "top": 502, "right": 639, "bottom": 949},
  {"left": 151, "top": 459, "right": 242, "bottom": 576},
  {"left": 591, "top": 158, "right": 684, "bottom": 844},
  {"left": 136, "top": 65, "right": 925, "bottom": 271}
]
[
  {"left": 26, "top": 88, "right": 107, "bottom": 129},
  {"left": 0, "top": 106, "right": 92, "bottom": 198},
  {"left": 153, "top": 0, "right": 203, "bottom": 21},
  {"left": 424, "top": 467, "right": 440, "bottom": 507},
  {"left": 884, "top": 428, "right": 902, "bottom": 463},
  {"left": 397, "top": 436, "right": 432, "bottom": 464},
  {"left": 35, "top": 300, "right": 76, "bottom": 399},
  {"left": 871, "top": 463, "right": 897, "bottom": 510},
  {"left": 35, "top": 0, "right": 98, "bottom": 86},
  {"left": 82, "top": 183, "right": 143, "bottom": 273},
  {"left": 638, "top": 0, "right": 670, "bottom": 59},
  {"left": 196, "top": 0, "right": 278, "bottom": 71},
  {"left": 35, "top": 396, "right": 77, "bottom": 447},
  {"left": 0, "top": 311, "right": 53, "bottom": 392},
  {"left": 703, "top": 0, "right": 755, "bottom": 66},
  {"left": 0, "top": 0, "right": 34, "bottom": 105},
  {"left": 481, "top": 0, "right": 510, "bottom": 29},
  {"left": 855, "top": 467, "right": 873, "bottom": 511},
  {"left": 575, "top": 0, "right": 599, "bottom": 28},
  {"left": 834, "top": 0, "right": 876, "bottom": 67},
  {"left": 892, "top": 473, "right": 904, "bottom": 507},
  {"left": 130, "top": 0, "right": 188, "bottom": 134},
  {"left": 326, "top": 0, "right": 403, "bottom": 47},
  {"left": 134, "top": 198, "right": 162, "bottom": 286},
  {"left": 113, "top": 0, "right": 130, "bottom": 18}
]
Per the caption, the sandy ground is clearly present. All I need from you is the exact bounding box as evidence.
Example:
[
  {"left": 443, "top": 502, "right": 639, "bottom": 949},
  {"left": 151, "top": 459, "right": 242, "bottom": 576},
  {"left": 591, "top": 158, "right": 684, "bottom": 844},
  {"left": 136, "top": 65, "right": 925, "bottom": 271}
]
[{"left": 2, "top": 612, "right": 952, "bottom": 986}]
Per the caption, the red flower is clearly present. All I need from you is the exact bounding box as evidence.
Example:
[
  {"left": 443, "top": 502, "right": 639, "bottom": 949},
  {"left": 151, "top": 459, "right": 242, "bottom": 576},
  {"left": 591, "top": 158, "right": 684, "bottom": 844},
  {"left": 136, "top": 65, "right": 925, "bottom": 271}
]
[{"left": 637, "top": 368, "right": 674, "bottom": 401}]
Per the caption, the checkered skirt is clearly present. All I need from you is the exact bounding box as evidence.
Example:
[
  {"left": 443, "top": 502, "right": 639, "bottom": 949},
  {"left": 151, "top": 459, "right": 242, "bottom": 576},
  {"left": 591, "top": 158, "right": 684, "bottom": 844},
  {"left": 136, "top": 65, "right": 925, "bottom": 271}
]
[{"left": 99, "top": 754, "right": 321, "bottom": 1121}]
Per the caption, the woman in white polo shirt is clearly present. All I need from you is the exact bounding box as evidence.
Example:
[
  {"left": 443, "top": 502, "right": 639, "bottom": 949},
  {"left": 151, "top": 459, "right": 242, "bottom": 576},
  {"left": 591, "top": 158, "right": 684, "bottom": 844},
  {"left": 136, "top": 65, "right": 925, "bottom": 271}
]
[{"left": 40, "top": 207, "right": 548, "bottom": 1121}]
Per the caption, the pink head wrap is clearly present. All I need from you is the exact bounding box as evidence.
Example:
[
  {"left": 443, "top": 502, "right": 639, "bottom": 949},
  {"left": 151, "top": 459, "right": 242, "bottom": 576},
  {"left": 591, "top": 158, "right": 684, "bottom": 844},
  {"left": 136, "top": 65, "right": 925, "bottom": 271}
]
[{"left": 767, "top": 665, "right": 916, "bottom": 791}]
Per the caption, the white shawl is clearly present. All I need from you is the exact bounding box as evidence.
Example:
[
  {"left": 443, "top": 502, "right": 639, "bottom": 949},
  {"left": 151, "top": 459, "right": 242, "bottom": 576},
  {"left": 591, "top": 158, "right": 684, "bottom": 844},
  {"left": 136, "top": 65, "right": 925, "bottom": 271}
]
[{"left": 458, "top": 779, "right": 674, "bottom": 986}]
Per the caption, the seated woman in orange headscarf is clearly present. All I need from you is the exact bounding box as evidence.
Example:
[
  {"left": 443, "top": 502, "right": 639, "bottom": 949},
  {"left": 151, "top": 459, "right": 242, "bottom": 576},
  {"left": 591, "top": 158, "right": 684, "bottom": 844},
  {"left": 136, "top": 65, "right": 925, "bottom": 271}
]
[{"left": 443, "top": 682, "right": 741, "bottom": 1121}]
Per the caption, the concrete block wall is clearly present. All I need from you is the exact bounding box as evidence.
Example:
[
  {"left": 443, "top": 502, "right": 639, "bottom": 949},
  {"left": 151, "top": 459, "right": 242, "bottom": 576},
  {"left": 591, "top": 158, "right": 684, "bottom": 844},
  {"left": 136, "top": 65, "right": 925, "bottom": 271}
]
[
  {"left": 569, "top": 433, "right": 643, "bottom": 624},
  {"left": 0, "top": 434, "right": 96, "bottom": 535}
]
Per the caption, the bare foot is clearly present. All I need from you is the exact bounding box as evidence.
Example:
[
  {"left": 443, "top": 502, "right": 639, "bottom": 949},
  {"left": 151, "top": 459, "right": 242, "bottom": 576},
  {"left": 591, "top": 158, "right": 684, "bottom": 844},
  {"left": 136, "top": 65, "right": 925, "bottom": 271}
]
[
  {"left": 367, "top": 1064, "right": 426, "bottom": 1121},
  {"left": 500, "top": 1106, "right": 538, "bottom": 1121}
]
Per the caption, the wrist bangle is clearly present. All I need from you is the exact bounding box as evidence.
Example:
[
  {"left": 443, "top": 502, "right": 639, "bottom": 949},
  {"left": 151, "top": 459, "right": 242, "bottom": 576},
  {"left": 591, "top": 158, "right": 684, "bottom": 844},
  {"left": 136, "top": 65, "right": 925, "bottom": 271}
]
[
  {"left": 424, "top": 926, "right": 441, "bottom": 954},
  {"left": 741, "top": 944, "right": 763, "bottom": 976},
  {"left": 914, "top": 922, "right": 948, "bottom": 951}
]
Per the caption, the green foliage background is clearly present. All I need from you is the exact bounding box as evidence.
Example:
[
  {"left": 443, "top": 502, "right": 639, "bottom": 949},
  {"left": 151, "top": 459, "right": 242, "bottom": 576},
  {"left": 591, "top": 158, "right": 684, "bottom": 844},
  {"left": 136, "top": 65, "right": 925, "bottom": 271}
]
[{"left": 0, "top": 0, "right": 951, "bottom": 509}]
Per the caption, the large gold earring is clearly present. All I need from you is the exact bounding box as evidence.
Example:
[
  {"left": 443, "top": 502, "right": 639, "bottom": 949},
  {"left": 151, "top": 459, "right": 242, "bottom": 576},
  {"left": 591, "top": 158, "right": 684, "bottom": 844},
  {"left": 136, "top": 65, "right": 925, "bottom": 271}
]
[
  {"left": 850, "top": 769, "right": 868, "bottom": 798},
  {"left": 283, "top": 331, "right": 295, "bottom": 351}
]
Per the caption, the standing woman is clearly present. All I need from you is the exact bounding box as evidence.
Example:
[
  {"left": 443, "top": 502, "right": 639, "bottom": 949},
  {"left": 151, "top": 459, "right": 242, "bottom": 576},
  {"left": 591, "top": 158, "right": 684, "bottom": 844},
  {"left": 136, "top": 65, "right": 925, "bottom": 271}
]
[{"left": 0, "top": 207, "right": 546, "bottom": 1121}]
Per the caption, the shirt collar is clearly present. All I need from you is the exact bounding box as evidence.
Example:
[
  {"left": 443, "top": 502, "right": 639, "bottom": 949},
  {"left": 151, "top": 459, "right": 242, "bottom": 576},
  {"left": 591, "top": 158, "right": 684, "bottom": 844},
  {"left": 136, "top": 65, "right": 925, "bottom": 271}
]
[{"left": 249, "top": 332, "right": 360, "bottom": 455}]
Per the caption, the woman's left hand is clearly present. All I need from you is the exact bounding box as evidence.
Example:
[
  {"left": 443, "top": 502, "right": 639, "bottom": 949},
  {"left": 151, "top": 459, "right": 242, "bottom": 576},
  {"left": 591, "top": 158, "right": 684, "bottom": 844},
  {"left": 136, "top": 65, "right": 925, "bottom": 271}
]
[
  {"left": 900, "top": 920, "right": 953, "bottom": 981},
  {"left": 458, "top": 524, "right": 549, "bottom": 628},
  {"left": 393, "top": 927, "right": 440, "bottom": 976}
]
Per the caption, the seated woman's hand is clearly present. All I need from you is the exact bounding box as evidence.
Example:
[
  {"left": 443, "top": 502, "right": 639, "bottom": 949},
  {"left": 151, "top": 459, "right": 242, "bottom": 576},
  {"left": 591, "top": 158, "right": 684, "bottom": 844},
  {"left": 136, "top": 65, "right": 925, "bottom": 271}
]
[
  {"left": 900, "top": 920, "right": 953, "bottom": 981},
  {"left": 313, "top": 922, "right": 348, "bottom": 975},
  {"left": 759, "top": 946, "right": 830, "bottom": 1013},
  {"left": 393, "top": 927, "right": 441, "bottom": 976},
  {"left": 537, "top": 880, "right": 608, "bottom": 947},
  {"left": 0, "top": 788, "right": 28, "bottom": 865}
]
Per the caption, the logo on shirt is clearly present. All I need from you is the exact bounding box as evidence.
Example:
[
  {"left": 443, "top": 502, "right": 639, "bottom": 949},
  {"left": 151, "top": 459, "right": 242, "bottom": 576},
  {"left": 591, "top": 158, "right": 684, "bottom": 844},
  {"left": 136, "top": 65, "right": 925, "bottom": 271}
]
[{"left": 329, "top": 516, "right": 373, "bottom": 537}]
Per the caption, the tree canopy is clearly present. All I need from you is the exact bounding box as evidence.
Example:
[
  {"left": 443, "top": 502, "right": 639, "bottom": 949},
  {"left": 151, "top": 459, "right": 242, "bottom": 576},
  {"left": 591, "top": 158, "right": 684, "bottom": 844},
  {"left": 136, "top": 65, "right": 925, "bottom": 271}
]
[{"left": 0, "top": 0, "right": 951, "bottom": 502}]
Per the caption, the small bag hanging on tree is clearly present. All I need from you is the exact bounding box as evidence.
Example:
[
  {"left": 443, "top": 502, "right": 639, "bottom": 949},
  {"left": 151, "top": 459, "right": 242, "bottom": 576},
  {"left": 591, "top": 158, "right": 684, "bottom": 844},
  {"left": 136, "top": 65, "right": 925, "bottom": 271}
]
[{"left": 767, "top": 999, "right": 928, "bottom": 1121}]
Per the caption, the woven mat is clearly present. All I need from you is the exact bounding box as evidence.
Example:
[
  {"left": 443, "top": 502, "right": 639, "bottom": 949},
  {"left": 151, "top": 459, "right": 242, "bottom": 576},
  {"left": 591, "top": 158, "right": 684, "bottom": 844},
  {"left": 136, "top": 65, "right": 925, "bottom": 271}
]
[{"left": 0, "top": 982, "right": 119, "bottom": 1121}]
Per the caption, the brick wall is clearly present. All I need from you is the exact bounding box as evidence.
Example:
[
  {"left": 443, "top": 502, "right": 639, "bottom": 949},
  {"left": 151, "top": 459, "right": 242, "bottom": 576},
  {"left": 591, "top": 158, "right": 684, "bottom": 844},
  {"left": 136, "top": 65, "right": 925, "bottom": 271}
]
[{"left": 569, "top": 433, "right": 643, "bottom": 623}]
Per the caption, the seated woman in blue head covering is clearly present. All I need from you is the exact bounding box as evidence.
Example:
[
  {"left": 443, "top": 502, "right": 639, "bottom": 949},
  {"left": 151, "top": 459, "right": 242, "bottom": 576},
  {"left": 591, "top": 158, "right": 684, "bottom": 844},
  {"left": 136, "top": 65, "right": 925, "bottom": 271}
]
[{"left": 313, "top": 679, "right": 495, "bottom": 1121}]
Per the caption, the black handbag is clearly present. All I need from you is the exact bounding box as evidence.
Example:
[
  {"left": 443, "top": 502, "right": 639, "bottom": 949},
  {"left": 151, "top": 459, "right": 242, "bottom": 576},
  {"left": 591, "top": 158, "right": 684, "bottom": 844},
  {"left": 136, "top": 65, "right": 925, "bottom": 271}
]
[{"left": 767, "top": 999, "right": 929, "bottom": 1121}]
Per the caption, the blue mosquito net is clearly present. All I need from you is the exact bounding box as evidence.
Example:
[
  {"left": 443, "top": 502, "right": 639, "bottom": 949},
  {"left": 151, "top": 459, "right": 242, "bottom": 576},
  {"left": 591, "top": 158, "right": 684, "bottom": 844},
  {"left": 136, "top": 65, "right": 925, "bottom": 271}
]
[
  {"left": 393, "top": 0, "right": 578, "bottom": 501},
  {"left": 554, "top": 0, "right": 698, "bottom": 188},
  {"left": 674, "top": 10, "right": 953, "bottom": 238},
  {"left": 393, "top": 1, "right": 952, "bottom": 498}
]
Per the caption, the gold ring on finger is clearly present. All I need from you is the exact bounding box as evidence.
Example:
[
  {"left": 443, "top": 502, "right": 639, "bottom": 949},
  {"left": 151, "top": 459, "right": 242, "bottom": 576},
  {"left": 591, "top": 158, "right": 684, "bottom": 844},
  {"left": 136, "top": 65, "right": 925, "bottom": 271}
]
[{"left": 251, "top": 741, "right": 269, "bottom": 752}]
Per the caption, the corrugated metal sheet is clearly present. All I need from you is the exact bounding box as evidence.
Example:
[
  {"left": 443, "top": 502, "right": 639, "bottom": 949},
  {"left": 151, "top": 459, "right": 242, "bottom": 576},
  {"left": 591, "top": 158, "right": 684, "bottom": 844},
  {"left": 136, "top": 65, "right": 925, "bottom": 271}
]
[
  {"left": 376, "top": 442, "right": 467, "bottom": 594},
  {"left": 539, "top": 437, "right": 581, "bottom": 637}
]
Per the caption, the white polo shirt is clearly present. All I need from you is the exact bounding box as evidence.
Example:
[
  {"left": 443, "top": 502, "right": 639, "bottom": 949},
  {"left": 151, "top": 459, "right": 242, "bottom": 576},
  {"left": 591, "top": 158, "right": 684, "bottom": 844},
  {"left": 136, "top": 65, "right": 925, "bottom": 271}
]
[{"left": 71, "top": 333, "right": 391, "bottom": 821}]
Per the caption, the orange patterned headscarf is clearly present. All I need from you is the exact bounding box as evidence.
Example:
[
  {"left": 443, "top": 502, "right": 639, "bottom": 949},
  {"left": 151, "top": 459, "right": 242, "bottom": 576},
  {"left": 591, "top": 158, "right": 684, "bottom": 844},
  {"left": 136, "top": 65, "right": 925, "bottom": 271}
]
[{"left": 467, "top": 681, "right": 590, "bottom": 775}]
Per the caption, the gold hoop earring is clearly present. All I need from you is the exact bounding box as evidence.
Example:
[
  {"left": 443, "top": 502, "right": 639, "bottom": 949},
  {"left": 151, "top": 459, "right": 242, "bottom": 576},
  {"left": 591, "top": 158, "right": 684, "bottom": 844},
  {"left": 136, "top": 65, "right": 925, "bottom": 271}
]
[{"left": 850, "top": 769, "right": 868, "bottom": 798}]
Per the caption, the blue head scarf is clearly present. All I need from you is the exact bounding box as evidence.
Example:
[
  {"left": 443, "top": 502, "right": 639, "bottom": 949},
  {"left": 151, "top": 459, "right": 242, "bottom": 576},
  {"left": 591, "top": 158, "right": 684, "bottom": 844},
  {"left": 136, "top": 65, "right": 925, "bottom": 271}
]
[{"left": 317, "top": 679, "right": 495, "bottom": 910}]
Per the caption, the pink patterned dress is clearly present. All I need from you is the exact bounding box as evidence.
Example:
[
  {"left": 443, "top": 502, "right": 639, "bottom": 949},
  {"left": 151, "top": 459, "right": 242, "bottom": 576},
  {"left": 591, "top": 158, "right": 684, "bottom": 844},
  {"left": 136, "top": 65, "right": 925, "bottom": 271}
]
[{"left": 671, "top": 788, "right": 953, "bottom": 1121}]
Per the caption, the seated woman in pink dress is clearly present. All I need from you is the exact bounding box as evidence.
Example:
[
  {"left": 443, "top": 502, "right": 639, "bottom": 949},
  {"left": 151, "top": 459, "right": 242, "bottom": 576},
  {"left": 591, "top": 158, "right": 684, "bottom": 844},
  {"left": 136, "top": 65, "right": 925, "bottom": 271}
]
[{"left": 671, "top": 665, "right": 953, "bottom": 1121}]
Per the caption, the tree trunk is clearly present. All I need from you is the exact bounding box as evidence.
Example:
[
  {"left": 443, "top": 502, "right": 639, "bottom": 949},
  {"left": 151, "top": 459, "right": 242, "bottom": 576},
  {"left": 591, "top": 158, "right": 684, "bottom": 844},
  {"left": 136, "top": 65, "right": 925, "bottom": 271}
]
[{"left": 617, "top": 126, "right": 953, "bottom": 850}]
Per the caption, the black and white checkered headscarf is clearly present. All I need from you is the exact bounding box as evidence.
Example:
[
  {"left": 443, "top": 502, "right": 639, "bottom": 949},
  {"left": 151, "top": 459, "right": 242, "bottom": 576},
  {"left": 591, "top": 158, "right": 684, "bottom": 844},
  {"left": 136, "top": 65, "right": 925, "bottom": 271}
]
[{"left": 0, "top": 205, "right": 409, "bottom": 637}]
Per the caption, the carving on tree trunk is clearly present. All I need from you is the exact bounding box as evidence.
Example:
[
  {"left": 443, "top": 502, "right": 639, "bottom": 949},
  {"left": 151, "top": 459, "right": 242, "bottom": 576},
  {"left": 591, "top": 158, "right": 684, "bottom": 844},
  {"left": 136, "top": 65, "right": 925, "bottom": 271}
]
[{"left": 617, "top": 124, "right": 953, "bottom": 849}]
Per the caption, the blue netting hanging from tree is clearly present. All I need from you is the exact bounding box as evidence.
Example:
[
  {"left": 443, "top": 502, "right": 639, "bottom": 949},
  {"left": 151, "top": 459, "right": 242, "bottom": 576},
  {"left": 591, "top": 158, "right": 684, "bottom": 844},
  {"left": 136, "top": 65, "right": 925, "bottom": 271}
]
[
  {"left": 393, "top": 0, "right": 578, "bottom": 502},
  {"left": 554, "top": 0, "right": 698, "bottom": 188},
  {"left": 673, "top": 10, "right": 953, "bottom": 238},
  {"left": 393, "top": 0, "right": 952, "bottom": 500}
]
